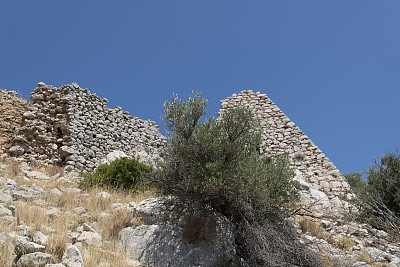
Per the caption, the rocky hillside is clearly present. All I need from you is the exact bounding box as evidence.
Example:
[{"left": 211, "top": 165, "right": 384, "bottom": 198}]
[
  {"left": 0, "top": 155, "right": 399, "bottom": 266},
  {"left": 1, "top": 88, "right": 400, "bottom": 266},
  {"left": 0, "top": 156, "right": 241, "bottom": 266}
]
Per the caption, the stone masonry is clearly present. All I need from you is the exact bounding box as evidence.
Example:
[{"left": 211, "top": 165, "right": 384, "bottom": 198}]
[
  {"left": 0, "top": 89, "right": 30, "bottom": 155},
  {"left": 220, "top": 90, "right": 351, "bottom": 198},
  {"left": 9, "top": 82, "right": 166, "bottom": 171}
]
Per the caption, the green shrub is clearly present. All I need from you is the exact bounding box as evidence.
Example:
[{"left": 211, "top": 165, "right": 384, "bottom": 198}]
[
  {"left": 345, "top": 151, "right": 400, "bottom": 239},
  {"left": 152, "top": 92, "right": 320, "bottom": 266},
  {"left": 155, "top": 92, "right": 299, "bottom": 223},
  {"left": 79, "top": 157, "right": 151, "bottom": 192},
  {"left": 345, "top": 172, "right": 367, "bottom": 195}
]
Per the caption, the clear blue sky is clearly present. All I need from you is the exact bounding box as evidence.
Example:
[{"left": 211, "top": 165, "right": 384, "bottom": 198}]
[{"left": 1, "top": 1, "right": 399, "bottom": 175}]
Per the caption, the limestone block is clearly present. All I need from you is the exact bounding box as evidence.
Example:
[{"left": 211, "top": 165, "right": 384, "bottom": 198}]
[{"left": 17, "top": 252, "right": 54, "bottom": 267}]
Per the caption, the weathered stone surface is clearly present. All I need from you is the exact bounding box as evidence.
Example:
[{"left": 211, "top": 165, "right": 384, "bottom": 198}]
[
  {"left": 120, "top": 196, "right": 238, "bottom": 267},
  {"left": 77, "top": 231, "right": 102, "bottom": 247},
  {"left": 9, "top": 145, "right": 25, "bottom": 155},
  {"left": 33, "top": 231, "right": 48, "bottom": 246},
  {"left": 15, "top": 236, "right": 46, "bottom": 256},
  {"left": 49, "top": 188, "right": 63, "bottom": 198},
  {"left": 119, "top": 225, "right": 238, "bottom": 267},
  {"left": 17, "top": 252, "right": 54, "bottom": 267},
  {"left": 0, "top": 192, "right": 13, "bottom": 205},
  {"left": 0, "top": 89, "right": 30, "bottom": 155},
  {"left": 95, "top": 191, "right": 110, "bottom": 199},
  {"left": 61, "top": 244, "right": 84, "bottom": 267},
  {"left": 26, "top": 171, "right": 50, "bottom": 180},
  {"left": 12, "top": 189, "right": 41, "bottom": 201},
  {"left": 350, "top": 261, "right": 371, "bottom": 267},
  {"left": 0, "top": 205, "right": 13, "bottom": 216},
  {"left": 100, "top": 151, "right": 127, "bottom": 165}
]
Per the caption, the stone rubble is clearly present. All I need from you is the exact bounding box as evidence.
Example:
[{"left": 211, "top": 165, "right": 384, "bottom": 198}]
[
  {"left": 293, "top": 171, "right": 400, "bottom": 266},
  {"left": 1, "top": 161, "right": 399, "bottom": 266}
]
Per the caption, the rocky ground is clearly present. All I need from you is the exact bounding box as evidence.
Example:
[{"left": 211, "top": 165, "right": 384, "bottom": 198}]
[
  {"left": 1, "top": 155, "right": 400, "bottom": 266},
  {"left": 0, "top": 156, "right": 149, "bottom": 266},
  {"left": 0, "top": 89, "right": 399, "bottom": 267},
  {"left": 292, "top": 172, "right": 400, "bottom": 267},
  {"left": 0, "top": 155, "right": 241, "bottom": 267}
]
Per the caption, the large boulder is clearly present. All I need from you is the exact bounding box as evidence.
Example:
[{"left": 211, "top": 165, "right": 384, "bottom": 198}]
[
  {"left": 16, "top": 252, "right": 54, "bottom": 267},
  {"left": 100, "top": 151, "right": 127, "bottom": 165},
  {"left": 118, "top": 196, "right": 240, "bottom": 266},
  {"left": 61, "top": 244, "right": 84, "bottom": 267}
]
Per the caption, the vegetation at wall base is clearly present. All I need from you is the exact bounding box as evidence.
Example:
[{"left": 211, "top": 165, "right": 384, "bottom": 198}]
[
  {"left": 345, "top": 150, "right": 400, "bottom": 240},
  {"left": 79, "top": 157, "right": 151, "bottom": 193},
  {"left": 152, "top": 92, "right": 322, "bottom": 266}
]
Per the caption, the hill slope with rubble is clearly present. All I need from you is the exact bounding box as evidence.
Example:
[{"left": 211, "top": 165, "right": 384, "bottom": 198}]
[{"left": 1, "top": 84, "right": 400, "bottom": 266}]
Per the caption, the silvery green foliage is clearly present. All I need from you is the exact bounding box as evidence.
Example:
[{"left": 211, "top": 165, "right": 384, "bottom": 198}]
[{"left": 153, "top": 92, "right": 319, "bottom": 266}]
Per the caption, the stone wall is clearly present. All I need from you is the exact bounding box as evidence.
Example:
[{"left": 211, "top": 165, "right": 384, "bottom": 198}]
[
  {"left": 10, "top": 82, "right": 166, "bottom": 170},
  {"left": 0, "top": 90, "right": 30, "bottom": 155},
  {"left": 220, "top": 90, "right": 351, "bottom": 198}
]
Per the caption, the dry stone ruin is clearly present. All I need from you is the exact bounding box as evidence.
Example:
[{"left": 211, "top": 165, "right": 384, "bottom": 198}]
[
  {"left": 220, "top": 90, "right": 351, "bottom": 198},
  {"left": 2, "top": 84, "right": 350, "bottom": 197},
  {"left": 0, "top": 90, "right": 29, "bottom": 155},
  {"left": 8, "top": 82, "right": 166, "bottom": 171},
  {"left": 4, "top": 85, "right": 400, "bottom": 266}
]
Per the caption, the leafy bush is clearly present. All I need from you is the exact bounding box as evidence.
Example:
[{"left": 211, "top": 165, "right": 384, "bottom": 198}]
[
  {"left": 345, "top": 151, "right": 400, "bottom": 239},
  {"left": 152, "top": 92, "right": 321, "bottom": 266},
  {"left": 79, "top": 157, "right": 151, "bottom": 192},
  {"left": 155, "top": 92, "right": 299, "bottom": 223},
  {"left": 345, "top": 172, "right": 367, "bottom": 195}
]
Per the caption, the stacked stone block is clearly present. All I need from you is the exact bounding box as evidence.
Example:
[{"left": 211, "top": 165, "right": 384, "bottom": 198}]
[
  {"left": 10, "top": 82, "right": 166, "bottom": 170},
  {"left": 220, "top": 90, "right": 351, "bottom": 198},
  {"left": 0, "top": 90, "right": 30, "bottom": 155}
]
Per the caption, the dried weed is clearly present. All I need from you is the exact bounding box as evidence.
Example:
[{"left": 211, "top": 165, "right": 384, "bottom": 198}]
[
  {"left": 336, "top": 235, "right": 356, "bottom": 250},
  {"left": 298, "top": 217, "right": 328, "bottom": 239},
  {"left": 0, "top": 221, "right": 16, "bottom": 267}
]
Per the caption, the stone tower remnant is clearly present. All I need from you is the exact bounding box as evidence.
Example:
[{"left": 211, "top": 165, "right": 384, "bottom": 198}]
[{"left": 220, "top": 90, "right": 351, "bottom": 198}]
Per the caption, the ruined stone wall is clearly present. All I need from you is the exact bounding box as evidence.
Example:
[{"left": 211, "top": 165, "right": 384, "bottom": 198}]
[
  {"left": 10, "top": 82, "right": 166, "bottom": 170},
  {"left": 0, "top": 90, "right": 30, "bottom": 155},
  {"left": 220, "top": 90, "right": 351, "bottom": 198}
]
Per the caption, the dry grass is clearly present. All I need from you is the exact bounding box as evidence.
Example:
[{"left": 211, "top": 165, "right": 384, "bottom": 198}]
[
  {"left": 15, "top": 202, "right": 49, "bottom": 233},
  {"left": 2, "top": 159, "right": 24, "bottom": 184},
  {"left": 298, "top": 217, "right": 328, "bottom": 239},
  {"left": 336, "top": 235, "right": 356, "bottom": 251},
  {"left": 0, "top": 221, "right": 16, "bottom": 267},
  {"left": 353, "top": 253, "right": 390, "bottom": 267},
  {"left": 372, "top": 263, "right": 390, "bottom": 267},
  {"left": 99, "top": 207, "right": 133, "bottom": 240},
  {"left": 325, "top": 234, "right": 337, "bottom": 246},
  {"left": 42, "top": 165, "right": 64, "bottom": 177},
  {"left": 131, "top": 189, "right": 156, "bottom": 203},
  {"left": 0, "top": 158, "right": 157, "bottom": 266},
  {"left": 46, "top": 233, "right": 68, "bottom": 262},
  {"left": 82, "top": 239, "right": 137, "bottom": 267},
  {"left": 356, "top": 252, "right": 373, "bottom": 263},
  {"left": 48, "top": 189, "right": 83, "bottom": 212}
]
